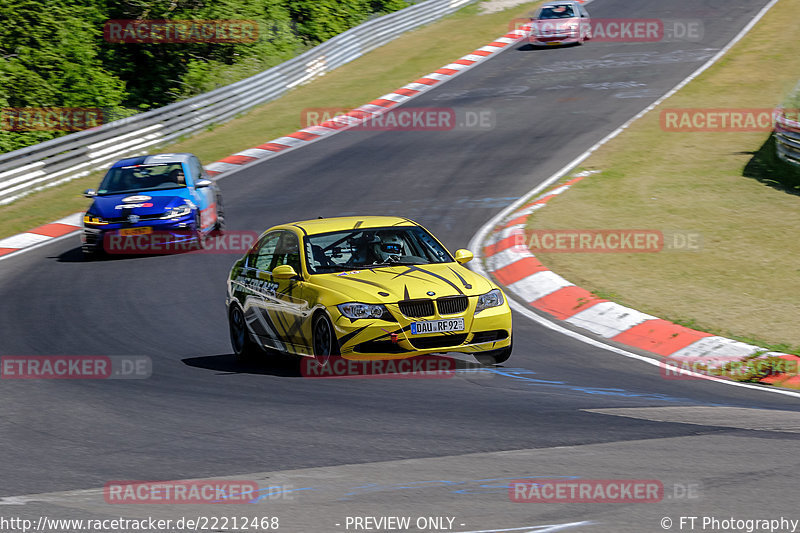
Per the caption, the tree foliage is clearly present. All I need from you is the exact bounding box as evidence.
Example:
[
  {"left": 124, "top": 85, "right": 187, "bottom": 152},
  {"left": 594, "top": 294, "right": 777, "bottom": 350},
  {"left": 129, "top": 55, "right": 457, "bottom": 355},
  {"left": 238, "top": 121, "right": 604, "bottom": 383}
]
[{"left": 0, "top": 0, "right": 126, "bottom": 152}]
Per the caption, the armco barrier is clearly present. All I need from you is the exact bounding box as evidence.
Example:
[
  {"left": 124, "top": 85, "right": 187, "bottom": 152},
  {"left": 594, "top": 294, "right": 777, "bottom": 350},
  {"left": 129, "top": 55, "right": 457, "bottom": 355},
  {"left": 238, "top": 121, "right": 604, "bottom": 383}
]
[{"left": 0, "top": 0, "right": 474, "bottom": 205}]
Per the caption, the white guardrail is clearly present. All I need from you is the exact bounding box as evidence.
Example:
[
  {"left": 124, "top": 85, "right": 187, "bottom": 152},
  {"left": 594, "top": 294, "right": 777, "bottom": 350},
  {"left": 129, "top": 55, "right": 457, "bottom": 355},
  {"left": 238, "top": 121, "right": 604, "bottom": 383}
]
[{"left": 0, "top": 0, "right": 474, "bottom": 205}]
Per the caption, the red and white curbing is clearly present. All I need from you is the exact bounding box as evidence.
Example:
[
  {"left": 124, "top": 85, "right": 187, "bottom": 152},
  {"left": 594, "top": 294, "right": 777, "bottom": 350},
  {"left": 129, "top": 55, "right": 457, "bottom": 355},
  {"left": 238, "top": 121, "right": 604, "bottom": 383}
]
[
  {"left": 202, "top": 30, "right": 529, "bottom": 177},
  {"left": 481, "top": 172, "right": 800, "bottom": 387},
  {"left": 0, "top": 213, "right": 83, "bottom": 258},
  {"left": 0, "top": 27, "right": 530, "bottom": 260}
]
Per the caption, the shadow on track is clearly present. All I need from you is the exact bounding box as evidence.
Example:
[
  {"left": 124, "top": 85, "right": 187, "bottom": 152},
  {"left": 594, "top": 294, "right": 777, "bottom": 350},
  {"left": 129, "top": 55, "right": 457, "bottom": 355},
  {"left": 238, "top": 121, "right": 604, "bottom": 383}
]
[
  {"left": 54, "top": 246, "right": 182, "bottom": 263},
  {"left": 182, "top": 353, "right": 490, "bottom": 379},
  {"left": 516, "top": 42, "right": 581, "bottom": 52},
  {"left": 182, "top": 353, "right": 304, "bottom": 377},
  {"left": 55, "top": 230, "right": 227, "bottom": 263},
  {"left": 742, "top": 135, "right": 800, "bottom": 194}
]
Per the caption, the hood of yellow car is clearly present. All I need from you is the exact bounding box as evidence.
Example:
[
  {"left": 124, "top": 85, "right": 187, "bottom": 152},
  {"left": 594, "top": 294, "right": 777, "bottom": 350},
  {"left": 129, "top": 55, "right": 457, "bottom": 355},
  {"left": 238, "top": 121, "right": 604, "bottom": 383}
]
[{"left": 313, "top": 262, "right": 495, "bottom": 303}]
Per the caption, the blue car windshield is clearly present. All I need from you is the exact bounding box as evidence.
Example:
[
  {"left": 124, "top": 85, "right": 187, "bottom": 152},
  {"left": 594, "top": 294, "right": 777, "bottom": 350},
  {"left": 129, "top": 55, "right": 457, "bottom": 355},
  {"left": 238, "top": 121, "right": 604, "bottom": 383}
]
[
  {"left": 97, "top": 163, "right": 187, "bottom": 194},
  {"left": 304, "top": 226, "right": 453, "bottom": 274}
]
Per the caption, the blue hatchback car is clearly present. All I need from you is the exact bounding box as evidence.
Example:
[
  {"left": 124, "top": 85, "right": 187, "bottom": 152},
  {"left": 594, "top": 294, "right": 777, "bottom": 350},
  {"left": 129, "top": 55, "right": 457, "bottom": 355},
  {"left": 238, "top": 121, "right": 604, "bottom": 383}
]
[{"left": 81, "top": 153, "right": 224, "bottom": 256}]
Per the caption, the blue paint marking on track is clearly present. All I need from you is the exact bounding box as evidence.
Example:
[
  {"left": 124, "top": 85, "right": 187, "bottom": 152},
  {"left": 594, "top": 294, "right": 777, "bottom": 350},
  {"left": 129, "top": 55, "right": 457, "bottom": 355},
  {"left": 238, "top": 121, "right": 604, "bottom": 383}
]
[
  {"left": 210, "top": 476, "right": 585, "bottom": 503},
  {"left": 456, "top": 367, "right": 724, "bottom": 405},
  {"left": 339, "top": 476, "right": 583, "bottom": 500}
]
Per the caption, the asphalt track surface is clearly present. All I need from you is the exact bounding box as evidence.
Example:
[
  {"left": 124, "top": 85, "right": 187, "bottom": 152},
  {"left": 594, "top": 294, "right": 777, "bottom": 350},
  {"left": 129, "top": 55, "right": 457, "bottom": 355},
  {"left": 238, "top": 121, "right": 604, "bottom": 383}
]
[{"left": 1, "top": 0, "right": 798, "bottom": 531}]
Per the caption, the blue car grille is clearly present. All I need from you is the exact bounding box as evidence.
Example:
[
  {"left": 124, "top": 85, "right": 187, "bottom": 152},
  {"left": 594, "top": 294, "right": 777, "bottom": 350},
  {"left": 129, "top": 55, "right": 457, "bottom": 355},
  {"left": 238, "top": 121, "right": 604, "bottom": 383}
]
[{"left": 108, "top": 214, "right": 164, "bottom": 223}]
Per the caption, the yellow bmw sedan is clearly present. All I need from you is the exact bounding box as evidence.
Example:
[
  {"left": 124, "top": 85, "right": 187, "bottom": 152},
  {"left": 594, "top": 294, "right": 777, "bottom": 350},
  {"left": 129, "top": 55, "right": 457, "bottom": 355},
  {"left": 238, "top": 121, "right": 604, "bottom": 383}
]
[{"left": 226, "top": 216, "right": 512, "bottom": 365}]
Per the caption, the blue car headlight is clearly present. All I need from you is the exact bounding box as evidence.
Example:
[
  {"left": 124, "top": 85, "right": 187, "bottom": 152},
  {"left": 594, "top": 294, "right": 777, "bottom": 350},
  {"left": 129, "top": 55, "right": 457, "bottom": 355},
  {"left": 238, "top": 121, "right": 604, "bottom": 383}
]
[
  {"left": 337, "top": 303, "right": 391, "bottom": 320},
  {"left": 161, "top": 204, "right": 192, "bottom": 220},
  {"left": 83, "top": 213, "right": 109, "bottom": 226},
  {"left": 475, "top": 289, "right": 504, "bottom": 314}
]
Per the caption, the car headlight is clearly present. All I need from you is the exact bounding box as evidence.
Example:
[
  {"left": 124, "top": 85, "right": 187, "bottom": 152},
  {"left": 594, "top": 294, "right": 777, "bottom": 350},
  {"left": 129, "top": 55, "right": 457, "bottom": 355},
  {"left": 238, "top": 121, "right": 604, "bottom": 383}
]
[
  {"left": 337, "top": 303, "right": 391, "bottom": 320},
  {"left": 161, "top": 204, "right": 192, "bottom": 219},
  {"left": 475, "top": 289, "right": 504, "bottom": 314},
  {"left": 83, "top": 214, "right": 108, "bottom": 226}
]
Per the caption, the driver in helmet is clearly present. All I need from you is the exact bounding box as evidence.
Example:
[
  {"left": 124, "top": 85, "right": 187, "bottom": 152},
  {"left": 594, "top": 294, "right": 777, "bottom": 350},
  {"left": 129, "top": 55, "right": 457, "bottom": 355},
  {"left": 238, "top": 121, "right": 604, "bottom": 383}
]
[
  {"left": 372, "top": 231, "right": 405, "bottom": 264},
  {"left": 168, "top": 168, "right": 186, "bottom": 186}
]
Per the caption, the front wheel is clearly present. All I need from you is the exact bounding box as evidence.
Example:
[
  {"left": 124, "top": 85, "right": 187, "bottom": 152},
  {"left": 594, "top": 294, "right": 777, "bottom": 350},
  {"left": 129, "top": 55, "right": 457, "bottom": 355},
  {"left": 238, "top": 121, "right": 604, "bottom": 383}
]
[
  {"left": 475, "top": 336, "right": 512, "bottom": 366},
  {"left": 229, "top": 305, "right": 260, "bottom": 362},
  {"left": 213, "top": 196, "right": 225, "bottom": 234},
  {"left": 312, "top": 313, "right": 339, "bottom": 366},
  {"left": 192, "top": 214, "right": 208, "bottom": 250},
  {"left": 82, "top": 247, "right": 103, "bottom": 261}
]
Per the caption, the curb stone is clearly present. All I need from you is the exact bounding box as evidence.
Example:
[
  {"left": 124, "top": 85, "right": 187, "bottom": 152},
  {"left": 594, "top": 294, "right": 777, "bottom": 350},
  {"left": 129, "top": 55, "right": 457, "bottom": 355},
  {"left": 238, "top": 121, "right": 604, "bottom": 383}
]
[{"left": 481, "top": 172, "right": 800, "bottom": 387}]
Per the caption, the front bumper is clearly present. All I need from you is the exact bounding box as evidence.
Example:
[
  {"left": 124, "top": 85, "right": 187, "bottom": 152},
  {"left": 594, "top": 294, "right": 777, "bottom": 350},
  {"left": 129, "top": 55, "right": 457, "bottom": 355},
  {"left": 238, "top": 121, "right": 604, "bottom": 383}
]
[
  {"left": 775, "top": 127, "right": 800, "bottom": 166},
  {"left": 529, "top": 29, "right": 581, "bottom": 45},
  {"left": 82, "top": 216, "right": 198, "bottom": 253},
  {"left": 333, "top": 297, "right": 512, "bottom": 360}
]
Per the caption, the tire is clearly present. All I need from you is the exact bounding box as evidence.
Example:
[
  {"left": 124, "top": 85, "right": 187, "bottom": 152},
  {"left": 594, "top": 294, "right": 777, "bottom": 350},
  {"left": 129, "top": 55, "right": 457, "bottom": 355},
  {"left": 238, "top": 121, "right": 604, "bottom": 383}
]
[
  {"left": 82, "top": 245, "right": 103, "bottom": 261},
  {"left": 229, "top": 305, "right": 260, "bottom": 362},
  {"left": 213, "top": 196, "right": 225, "bottom": 234},
  {"left": 193, "top": 214, "right": 207, "bottom": 250},
  {"left": 312, "top": 313, "right": 339, "bottom": 366},
  {"left": 475, "top": 336, "right": 513, "bottom": 366}
]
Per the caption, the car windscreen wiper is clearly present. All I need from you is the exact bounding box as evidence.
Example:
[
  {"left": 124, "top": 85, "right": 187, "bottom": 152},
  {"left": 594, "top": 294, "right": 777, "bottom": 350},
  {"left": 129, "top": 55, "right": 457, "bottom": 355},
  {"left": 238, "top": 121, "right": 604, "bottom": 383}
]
[
  {"left": 368, "top": 261, "right": 426, "bottom": 268},
  {"left": 316, "top": 264, "right": 363, "bottom": 272}
]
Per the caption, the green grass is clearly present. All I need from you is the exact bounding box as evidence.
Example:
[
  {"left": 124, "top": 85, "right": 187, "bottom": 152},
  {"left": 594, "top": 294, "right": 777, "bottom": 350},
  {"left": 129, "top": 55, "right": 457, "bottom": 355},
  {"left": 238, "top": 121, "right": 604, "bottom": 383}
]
[
  {"left": 0, "top": 1, "right": 542, "bottom": 239},
  {"left": 526, "top": 0, "right": 800, "bottom": 353},
  {"left": 784, "top": 84, "right": 800, "bottom": 108}
]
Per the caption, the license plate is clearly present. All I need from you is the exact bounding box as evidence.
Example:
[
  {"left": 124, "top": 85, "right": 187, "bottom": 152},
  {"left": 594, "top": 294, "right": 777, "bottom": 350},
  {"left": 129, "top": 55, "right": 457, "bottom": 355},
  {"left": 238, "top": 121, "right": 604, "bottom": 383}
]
[
  {"left": 411, "top": 318, "right": 465, "bottom": 335},
  {"left": 119, "top": 227, "right": 152, "bottom": 236}
]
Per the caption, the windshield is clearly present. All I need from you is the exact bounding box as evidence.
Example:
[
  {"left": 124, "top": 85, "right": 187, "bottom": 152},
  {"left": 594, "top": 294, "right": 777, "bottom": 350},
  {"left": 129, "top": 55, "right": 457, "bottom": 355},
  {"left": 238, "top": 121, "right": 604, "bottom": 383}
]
[
  {"left": 537, "top": 5, "right": 576, "bottom": 19},
  {"left": 304, "top": 226, "right": 453, "bottom": 274},
  {"left": 97, "top": 163, "right": 187, "bottom": 195}
]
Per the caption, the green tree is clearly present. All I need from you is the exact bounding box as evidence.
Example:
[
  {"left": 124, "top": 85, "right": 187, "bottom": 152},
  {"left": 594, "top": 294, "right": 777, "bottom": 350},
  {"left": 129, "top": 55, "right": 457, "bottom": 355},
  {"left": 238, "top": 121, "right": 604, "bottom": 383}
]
[
  {"left": 285, "top": 0, "right": 408, "bottom": 44},
  {"left": 0, "top": 0, "right": 409, "bottom": 154},
  {"left": 0, "top": 0, "right": 126, "bottom": 152}
]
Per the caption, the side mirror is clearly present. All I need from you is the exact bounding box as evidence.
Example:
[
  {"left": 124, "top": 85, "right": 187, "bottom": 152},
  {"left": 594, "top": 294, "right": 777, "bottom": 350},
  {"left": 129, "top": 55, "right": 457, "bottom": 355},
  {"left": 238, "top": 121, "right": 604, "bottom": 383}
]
[
  {"left": 83, "top": 189, "right": 97, "bottom": 198},
  {"left": 273, "top": 264, "right": 299, "bottom": 280},
  {"left": 454, "top": 249, "right": 474, "bottom": 264},
  {"left": 196, "top": 179, "right": 213, "bottom": 188}
]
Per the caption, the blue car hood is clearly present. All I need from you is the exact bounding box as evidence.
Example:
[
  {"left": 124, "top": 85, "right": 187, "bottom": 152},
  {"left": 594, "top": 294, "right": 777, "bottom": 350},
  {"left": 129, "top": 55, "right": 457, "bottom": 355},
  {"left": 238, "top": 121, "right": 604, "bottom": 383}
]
[{"left": 89, "top": 190, "right": 190, "bottom": 218}]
